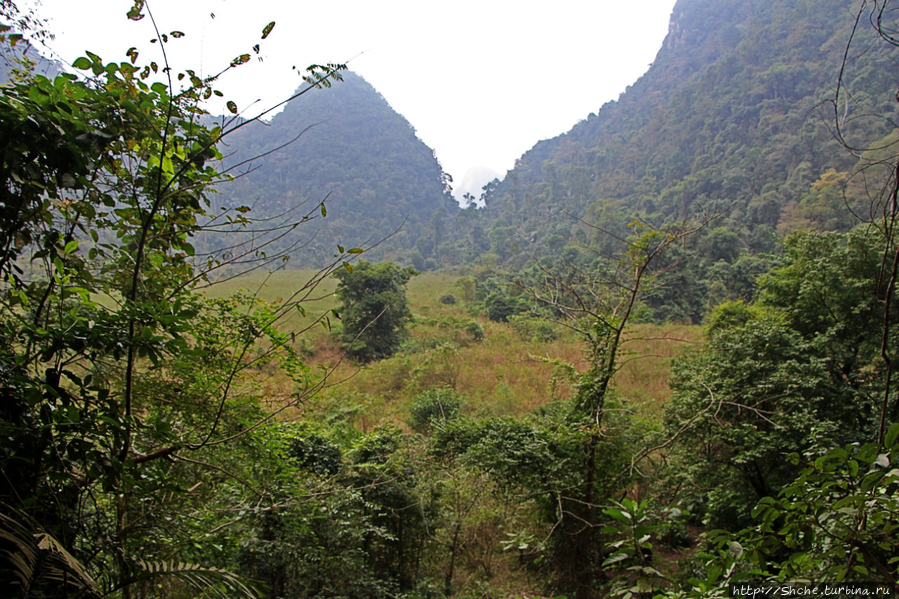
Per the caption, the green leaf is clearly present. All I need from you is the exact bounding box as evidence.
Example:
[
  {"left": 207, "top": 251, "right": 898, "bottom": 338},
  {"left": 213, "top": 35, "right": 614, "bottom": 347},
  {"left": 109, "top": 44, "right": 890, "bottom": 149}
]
[
  {"left": 73, "top": 57, "right": 91, "bottom": 70},
  {"left": 600, "top": 526, "right": 619, "bottom": 535},
  {"left": 827, "top": 447, "right": 849, "bottom": 461},
  {"left": 63, "top": 240, "right": 79, "bottom": 256},
  {"left": 347, "top": 248, "right": 364, "bottom": 254},
  {"left": 857, "top": 443, "right": 880, "bottom": 463},
  {"left": 261, "top": 21, "right": 276, "bottom": 39},
  {"left": 861, "top": 471, "right": 884, "bottom": 492},
  {"left": 602, "top": 508, "right": 630, "bottom": 524},
  {"left": 603, "top": 553, "right": 629, "bottom": 567},
  {"left": 885, "top": 423, "right": 899, "bottom": 448},
  {"left": 226, "top": 101, "right": 238, "bottom": 114},
  {"left": 320, "top": 202, "right": 327, "bottom": 217}
]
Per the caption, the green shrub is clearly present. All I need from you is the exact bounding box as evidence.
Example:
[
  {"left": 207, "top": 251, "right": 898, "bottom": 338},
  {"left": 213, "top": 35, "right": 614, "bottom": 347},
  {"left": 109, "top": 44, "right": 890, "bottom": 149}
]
[
  {"left": 333, "top": 261, "right": 417, "bottom": 363},
  {"left": 288, "top": 432, "right": 343, "bottom": 476},
  {"left": 484, "top": 291, "right": 528, "bottom": 322},
  {"left": 408, "top": 387, "right": 466, "bottom": 430},
  {"left": 507, "top": 314, "right": 558, "bottom": 342},
  {"left": 463, "top": 319, "right": 485, "bottom": 341}
]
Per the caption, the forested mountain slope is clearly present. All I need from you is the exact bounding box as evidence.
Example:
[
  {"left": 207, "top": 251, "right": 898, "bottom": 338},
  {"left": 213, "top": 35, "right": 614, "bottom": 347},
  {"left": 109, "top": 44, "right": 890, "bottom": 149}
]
[
  {"left": 214, "top": 71, "right": 457, "bottom": 265},
  {"left": 479, "top": 0, "right": 898, "bottom": 252}
]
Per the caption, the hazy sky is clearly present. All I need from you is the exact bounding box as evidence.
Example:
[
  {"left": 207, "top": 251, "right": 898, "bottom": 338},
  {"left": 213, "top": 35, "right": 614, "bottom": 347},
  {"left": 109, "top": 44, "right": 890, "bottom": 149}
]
[{"left": 24, "top": 0, "right": 678, "bottom": 200}]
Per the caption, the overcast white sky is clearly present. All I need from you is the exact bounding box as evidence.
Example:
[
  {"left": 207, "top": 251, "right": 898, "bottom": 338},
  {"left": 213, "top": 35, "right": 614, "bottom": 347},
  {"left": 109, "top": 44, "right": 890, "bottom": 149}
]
[{"left": 24, "top": 0, "right": 677, "bottom": 200}]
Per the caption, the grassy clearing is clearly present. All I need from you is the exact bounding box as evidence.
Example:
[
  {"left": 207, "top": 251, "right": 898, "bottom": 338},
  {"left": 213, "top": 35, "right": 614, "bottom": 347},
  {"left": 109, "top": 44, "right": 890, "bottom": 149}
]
[
  {"left": 201, "top": 267, "right": 339, "bottom": 310},
  {"left": 616, "top": 323, "right": 703, "bottom": 417},
  {"left": 204, "top": 268, "right": 702, "bottom": 428}
]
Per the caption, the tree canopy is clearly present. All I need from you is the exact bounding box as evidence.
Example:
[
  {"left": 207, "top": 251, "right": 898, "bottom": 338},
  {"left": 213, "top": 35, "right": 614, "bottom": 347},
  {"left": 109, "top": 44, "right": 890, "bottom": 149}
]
[
  {"left": 334, "top": 261, "right": 417, "bottom": 363},
  {"left": 0, "top": 4, "right": 353, "bottom": 596}
]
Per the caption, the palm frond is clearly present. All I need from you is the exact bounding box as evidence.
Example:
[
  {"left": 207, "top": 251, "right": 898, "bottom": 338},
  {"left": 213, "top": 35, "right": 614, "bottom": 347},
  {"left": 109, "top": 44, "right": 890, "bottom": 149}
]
[
  {"left": 135, "top": 559, "right": 259, "bottom": 598},
  {"left": 0, "top": 507, "right": 101, "bottom": 597}
]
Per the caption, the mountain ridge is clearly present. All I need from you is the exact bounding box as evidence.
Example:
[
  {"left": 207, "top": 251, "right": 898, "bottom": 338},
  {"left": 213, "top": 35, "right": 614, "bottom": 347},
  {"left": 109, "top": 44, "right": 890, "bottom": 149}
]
[
  {"left": 478, "top": 0, "right": 896, "bottom": 248},
  {"left": 214, "top": 70, "right": 457, "bottom": 265}
]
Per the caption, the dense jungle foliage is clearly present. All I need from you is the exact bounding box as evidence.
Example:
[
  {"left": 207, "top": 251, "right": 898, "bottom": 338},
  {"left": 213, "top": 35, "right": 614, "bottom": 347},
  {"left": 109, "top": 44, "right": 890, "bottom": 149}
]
[
  {"left": 434, "top": 0, "right": 899, "bottom": 323},
  {"left": 1, "top": 0, "right": 899, "bottom": 598}
]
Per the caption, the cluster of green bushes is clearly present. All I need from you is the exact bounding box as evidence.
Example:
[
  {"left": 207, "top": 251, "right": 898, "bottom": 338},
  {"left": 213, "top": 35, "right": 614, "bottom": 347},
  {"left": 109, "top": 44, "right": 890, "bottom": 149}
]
[{"left": 316, "top": 222, "right": 899, "bottom": 596}]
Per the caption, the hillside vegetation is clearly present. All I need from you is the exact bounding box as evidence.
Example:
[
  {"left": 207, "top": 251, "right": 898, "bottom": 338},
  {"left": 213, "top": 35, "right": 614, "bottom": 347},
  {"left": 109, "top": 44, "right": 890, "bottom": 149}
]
[
  {"left": 480, "top": 0, "right": 896, "bottom": 237},
  {"left": 431, "top": 0, "right": 899, "bottom": 324},
  {"left": 211, "top": 71, "right": 457, "bottom": 265},
  {"left": 207, "top": 270, "right": 700, "bottom": 426}
]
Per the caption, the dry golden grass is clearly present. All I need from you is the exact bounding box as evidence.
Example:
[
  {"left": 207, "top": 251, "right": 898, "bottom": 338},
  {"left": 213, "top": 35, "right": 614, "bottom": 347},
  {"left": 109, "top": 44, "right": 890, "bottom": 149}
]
[
  {"left": 207, "top": 269, "right": 703, "bottom": 427},
  {"left": 204, "top": 269, "right": 701, "bottom": 597},
  {"left": 615, "top": 323, "right": 703, "bottom": 417}
]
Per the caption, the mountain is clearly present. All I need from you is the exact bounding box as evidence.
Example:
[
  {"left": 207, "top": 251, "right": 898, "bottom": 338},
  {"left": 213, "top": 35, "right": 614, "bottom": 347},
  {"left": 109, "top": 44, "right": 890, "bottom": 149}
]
[
  {"left": 214, "top": 71, "right": 457, "bottom": 265},
  {"left": 477, "top": 0, "right": 899, "bottom": 256},
  {"left": 0, "top": 51, "right": 457, "bottom": 268}
]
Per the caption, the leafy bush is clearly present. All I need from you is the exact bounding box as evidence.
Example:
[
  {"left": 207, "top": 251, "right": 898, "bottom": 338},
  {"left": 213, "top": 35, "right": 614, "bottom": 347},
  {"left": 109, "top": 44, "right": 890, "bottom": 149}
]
[
  {"left": 507, "top": 313, "right": 558, "bottom": 342},
  {"left": 665, "top": 229, "right": 888, "bottom": 530},
  {"left": 464, "top": 319, "right": 485, "bottom": 341},
  {"left": 429, "top": 415, "right": 583, "bottom": 493},
  {"left": 484, "top": 291, "right": 528, "bottom": 322},
  {"left": 665, "top": 426, "right": 899, "bottom": 597},
  {"left": 408, "top": 386, "right": 466, "bottom": 430},
  {"left": 334, "top": 261, "right": 418, "bottom": 363},
  {"left": 350, "top": 424, "right": 405, "bottom": 465},
  {"left": 745, "top": 428, "right": 899, "bottom": 584},
  {"left": 287, "top": 432, "right": 343, "bottom": 475},
  {"left": 439, "top": 293, "right": 457, "bottom": 305}
]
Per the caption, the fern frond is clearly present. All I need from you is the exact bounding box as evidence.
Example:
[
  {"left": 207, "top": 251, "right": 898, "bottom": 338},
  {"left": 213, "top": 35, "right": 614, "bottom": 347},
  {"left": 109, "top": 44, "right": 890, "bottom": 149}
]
[
  {"left": 135, "top": 559, "right": 259, "bottom": 598},
  {"left": 0, "top": 506, "right": 100, "bottom": 596}
]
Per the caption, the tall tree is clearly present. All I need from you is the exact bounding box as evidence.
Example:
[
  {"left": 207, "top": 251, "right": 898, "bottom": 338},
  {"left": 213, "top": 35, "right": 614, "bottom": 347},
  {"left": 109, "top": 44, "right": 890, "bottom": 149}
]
[
  {"left": 518, "top": 219, "right": 702, "bottom": 599},
  {"left": 334, "top": 261, "right": 417, "bottom": 363}
]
